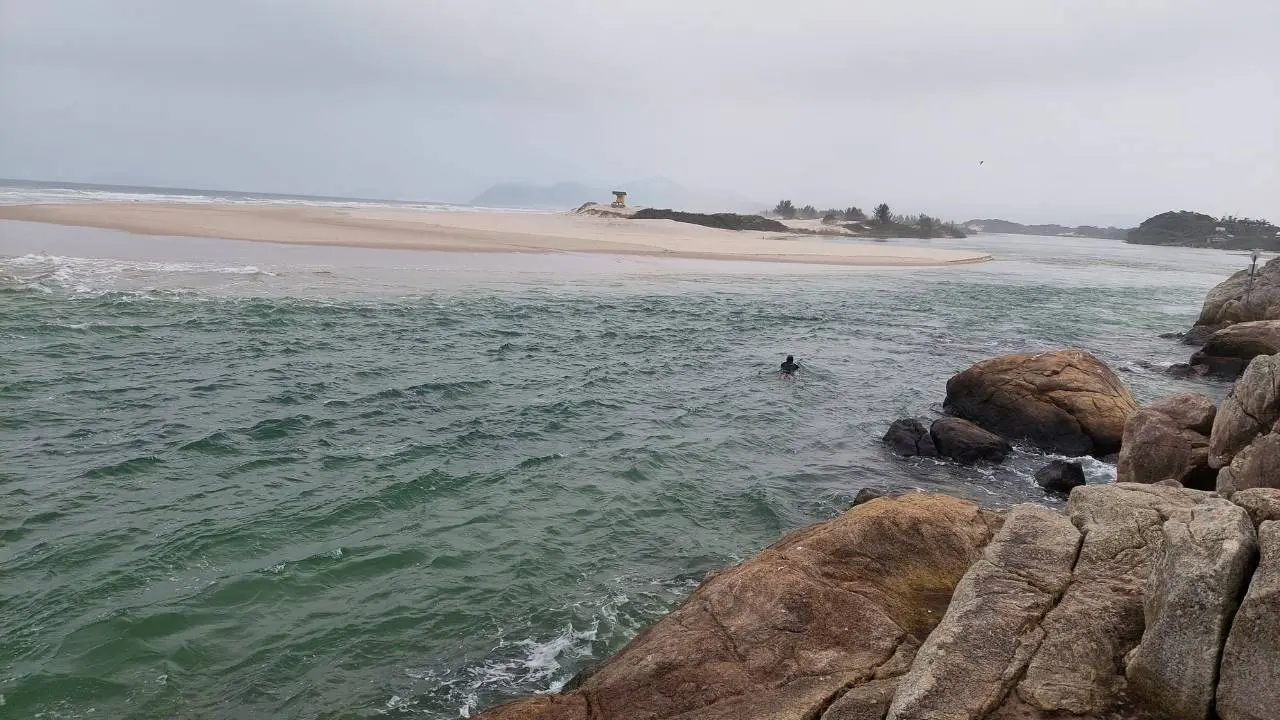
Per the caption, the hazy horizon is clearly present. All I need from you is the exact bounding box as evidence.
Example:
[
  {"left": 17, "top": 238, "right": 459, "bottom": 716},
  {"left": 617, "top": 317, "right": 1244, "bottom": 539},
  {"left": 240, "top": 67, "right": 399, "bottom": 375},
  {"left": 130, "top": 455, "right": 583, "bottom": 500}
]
[{"left": 2, "top": 1, "right": 1277, "bottom": 227}]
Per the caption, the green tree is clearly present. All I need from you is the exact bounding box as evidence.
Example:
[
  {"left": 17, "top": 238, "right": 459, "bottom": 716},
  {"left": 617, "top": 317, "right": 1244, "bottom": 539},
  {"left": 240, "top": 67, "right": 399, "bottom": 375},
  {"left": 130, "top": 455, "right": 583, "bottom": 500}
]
[
  {"left": 844, "top": 206, "right": 865, "bottom": 221},
  {"left": 798, "top": 205, "right": 819, "bottom": 220},
  {"left": 773, "top": 200, "right": 796, "bottom": 219},
  {"left": 917, "top": 215, "right": 936, "bottom": 238},
  {"left": 874, "top": 203, "right": 892, "bottom": 224}
]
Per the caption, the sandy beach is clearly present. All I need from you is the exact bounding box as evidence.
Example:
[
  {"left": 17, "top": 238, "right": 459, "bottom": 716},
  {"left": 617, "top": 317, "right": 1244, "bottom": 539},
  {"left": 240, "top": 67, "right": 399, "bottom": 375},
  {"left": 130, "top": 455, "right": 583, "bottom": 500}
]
[{"left": 0, "top": 202, "right": 992, "bottom": 266}]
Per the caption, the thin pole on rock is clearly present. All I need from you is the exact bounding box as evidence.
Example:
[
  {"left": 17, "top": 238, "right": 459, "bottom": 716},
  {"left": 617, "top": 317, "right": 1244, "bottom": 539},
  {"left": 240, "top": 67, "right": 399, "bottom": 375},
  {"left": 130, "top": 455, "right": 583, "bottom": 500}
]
[{"left": 1246, "top": 250, "right": 1259, "bottom": 309}]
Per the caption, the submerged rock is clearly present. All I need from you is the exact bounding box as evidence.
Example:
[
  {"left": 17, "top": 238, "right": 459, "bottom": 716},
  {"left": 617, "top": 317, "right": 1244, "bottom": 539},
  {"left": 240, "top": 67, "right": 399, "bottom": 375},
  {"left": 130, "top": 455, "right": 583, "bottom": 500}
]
[
  {"left": 1190, "top": 320, "right": 1280, "bottom": 377},
  {"left": 1126, "top": 501, "right": 1257, "bottom": 720},
  {"left": 1034, "top": 459, "right": 1086, "bottom": 495},
  {"left": 944, "top": 349, "right": 1137, "bottom": 456},
  {"left": 1182, "top": 324, "right": 1222, "bottom": 346},
  {"left": 929, "top": 417, "right": 1011, "bottom": 465},
  {"left": 882, "top": 418, "right": 938, "bottom": 457}
]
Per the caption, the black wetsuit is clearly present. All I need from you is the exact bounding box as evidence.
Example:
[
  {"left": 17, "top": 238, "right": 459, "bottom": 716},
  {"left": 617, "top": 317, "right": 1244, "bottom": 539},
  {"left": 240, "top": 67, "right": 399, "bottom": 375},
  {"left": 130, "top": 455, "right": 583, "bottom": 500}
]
[{"left": 780, "top": 360, "right": 800, "bottom": 375}]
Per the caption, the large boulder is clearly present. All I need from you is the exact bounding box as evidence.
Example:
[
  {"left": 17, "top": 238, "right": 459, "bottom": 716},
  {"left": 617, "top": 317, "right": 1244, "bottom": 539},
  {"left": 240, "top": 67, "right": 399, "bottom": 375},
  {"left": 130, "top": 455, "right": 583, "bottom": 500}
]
[
  {"left": 1209, "top": 354, "right": 1280, "bottom": 468},
  {"left": 473, "top": 494, "right": 1001, "bottom": 720},
  {"left": 886, "top": 505, "right": 1081, "bottom": 720},
  {"left": 1013, "top": 483, "right": 1214, "bottom": 716},
  {"left": 1216, "top": 520, "right": 1280, "bottom": 720},
  {"left": 929, "top": 417, "right": 1011, "bottom": 465},
  {"left": 1125, "top": 501, "right": 1258, "bottom": 720},
  {"left": 882, "top": 418, "right": 938, "bottom": 457},
  {"left": 1116, "top": 394, "right": 1217, "bottom": 490},
  {"left": 1190, "top": 320, "right": 1280, "bottom": 377},
  {"left": 944, "top": 349, "right": 1137, "bottom": 456},
  {"left": 1194, "top": 255, "right": 1280, "bottom": 328},
  {"left": 1217, "top": 432, "right": 1280, "bottom": 495}
]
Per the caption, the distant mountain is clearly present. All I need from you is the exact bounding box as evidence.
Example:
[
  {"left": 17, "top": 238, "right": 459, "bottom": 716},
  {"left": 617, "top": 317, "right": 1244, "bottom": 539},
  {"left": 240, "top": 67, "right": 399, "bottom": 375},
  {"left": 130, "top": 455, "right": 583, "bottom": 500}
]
[
  {"left": 964, "top": 219, "right": 1128, "bottom": 240},
  {"left": 1126, "top": 211, "right": 1280, "bottom": 250},
  {"left": 469, "top": 178, "right": 759, "bottom": 213},
  {"left": 470, "top": 182, "right": 599, "bottom": 210}
]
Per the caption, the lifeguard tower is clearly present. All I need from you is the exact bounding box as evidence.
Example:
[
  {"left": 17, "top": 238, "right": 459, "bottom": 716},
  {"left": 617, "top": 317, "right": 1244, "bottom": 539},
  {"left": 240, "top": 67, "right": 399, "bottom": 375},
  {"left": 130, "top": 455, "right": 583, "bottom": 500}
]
[{"left": 610, "top": 190, "right": 627, "bottom": 208}]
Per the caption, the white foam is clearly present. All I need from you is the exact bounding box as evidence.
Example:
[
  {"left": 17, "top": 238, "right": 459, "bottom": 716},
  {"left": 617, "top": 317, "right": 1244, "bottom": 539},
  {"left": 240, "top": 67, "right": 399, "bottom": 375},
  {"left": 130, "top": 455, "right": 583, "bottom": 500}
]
[{"left": 0, "top": 253, "right": 278, "bottom": 295}]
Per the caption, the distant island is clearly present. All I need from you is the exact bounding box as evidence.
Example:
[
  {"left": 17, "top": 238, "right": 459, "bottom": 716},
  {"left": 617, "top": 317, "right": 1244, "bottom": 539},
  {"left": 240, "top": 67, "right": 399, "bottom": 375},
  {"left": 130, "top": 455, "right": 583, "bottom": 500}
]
[
  {"left": 1126, "top": 211, "right": 1280, "bottom": 251},
  {"left": 963, "top": 218, "right": 1128, "bottom": 240}
]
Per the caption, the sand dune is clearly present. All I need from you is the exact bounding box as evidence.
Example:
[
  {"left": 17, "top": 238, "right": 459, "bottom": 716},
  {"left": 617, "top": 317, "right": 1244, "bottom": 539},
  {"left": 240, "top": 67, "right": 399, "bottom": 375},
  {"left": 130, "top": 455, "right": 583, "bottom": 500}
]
[{"left": 0, "top": 202, "right": 992, "bottom": 267}]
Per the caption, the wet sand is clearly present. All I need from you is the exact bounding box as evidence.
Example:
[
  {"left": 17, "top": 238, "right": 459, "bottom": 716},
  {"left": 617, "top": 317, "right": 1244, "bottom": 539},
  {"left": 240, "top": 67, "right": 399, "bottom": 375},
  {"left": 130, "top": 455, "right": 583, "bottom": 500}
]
[{"left": 0, "top": 203, "right": 992, "bottom": 267}]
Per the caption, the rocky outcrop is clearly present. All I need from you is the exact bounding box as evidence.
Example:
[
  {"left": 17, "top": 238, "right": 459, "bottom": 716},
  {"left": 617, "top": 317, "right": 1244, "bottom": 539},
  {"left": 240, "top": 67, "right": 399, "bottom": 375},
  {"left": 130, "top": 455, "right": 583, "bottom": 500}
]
[
  {"left": 477, "top": 485, "right": 1277, "bottom": 720},
  {"left": 1190, "top": 320, "right": 1280, "bottom": 377},
  {"left": 944, "top": 349, "right": 1137, "bottom": 456},
  {"left": 1033, "top": 459, "right": 1085, "bottom": 495},
  {"left": 886, "top": 505, "right": 1081, "bottom": 720},
  {"left": 1217, "top": 521, "right": 1280, "bottom": 720},
  {"left": 882, "top": 419, "right": 937, "bottom": 458},
  {"left": 1125, "top": 501, "right": 1257, "bottom": 720},
  {"left": 1194, "top": 255, "right": 1280, "bottom": 328},
  {"left": 1218, "top": 432, "right": 1280, "bottom": 495},
  {"left": 1011, "top": 483, "right": 1212, "bottom": 717},
  {"left": 1208, "top": 354, "right": 1280, "bottom": 469},
  {"left": 475, "top": 494, "right": 1000, "bottom": 720},
  {"left": 929, "top": 418, "right": 1011, "bottom": 465},
  {"left": 1231, "top": 488, "right": 1280, "bottom": 527},
  {"left": 1116, "top": 394, "right": 1217, "bottom": 489}
]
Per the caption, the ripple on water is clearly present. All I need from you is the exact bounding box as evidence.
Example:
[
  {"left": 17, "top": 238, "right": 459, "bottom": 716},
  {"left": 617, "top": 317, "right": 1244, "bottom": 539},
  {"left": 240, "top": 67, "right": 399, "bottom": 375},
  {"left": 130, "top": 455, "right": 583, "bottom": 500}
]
[{"left": 0, "top": 237, "right": 1249, "bottom": 718}]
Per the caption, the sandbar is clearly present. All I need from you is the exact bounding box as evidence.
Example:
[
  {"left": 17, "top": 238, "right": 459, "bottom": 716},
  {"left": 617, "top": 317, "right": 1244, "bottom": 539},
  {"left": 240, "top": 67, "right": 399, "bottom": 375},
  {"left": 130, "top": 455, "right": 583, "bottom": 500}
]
[{"left": 0, "top": 202, "right": 992, "bottom": 267}]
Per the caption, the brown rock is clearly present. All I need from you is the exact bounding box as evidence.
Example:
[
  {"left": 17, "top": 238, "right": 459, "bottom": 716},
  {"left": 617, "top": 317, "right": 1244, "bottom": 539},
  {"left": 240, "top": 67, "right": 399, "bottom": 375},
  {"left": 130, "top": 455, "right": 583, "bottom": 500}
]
[
  {"left": 1218, "top": 432, "right": 1280, "bottom": 496},
  {"left": 887, "top": 505, "right": 1081, "bottom": 720},
  {"left": 1125, "top": 501, "right": 1257, "bottom": 720},
  {"left": 820, "top": 678, "right": 899, "bottom": 720},
  {"left": 474, "top": 494, "right": 1001, "bottom": 720},
  {"left": 1190, "top": 320, "right": 1280, "bottom": 377},
  {"left": 1116, "top": 399, "right": 1216, "bottom": 490},
  {"left": 1144, "top": 393, "right": 1217, "bottom": 435},
  {"left": 1230, "top": 488, "right": 1280, "bottom": 528},
  {"left": 1013, "top": 483, "right": 1215, "bottom": 716},
  {"left": 944, "top": 349, "right": 1137, "bottom": 456},
  {"left": 1195, "top": 256, "right": 1280, "bottom": 328},
  {"left": 1209, "top": 354, "right": 1280, "bottom": 468},
  {"left": 929, "top": 417, "right": 1011, "bottom": 465},
  {"left": 1216, "top": 521, "right": 1280, "bottom": 720}
]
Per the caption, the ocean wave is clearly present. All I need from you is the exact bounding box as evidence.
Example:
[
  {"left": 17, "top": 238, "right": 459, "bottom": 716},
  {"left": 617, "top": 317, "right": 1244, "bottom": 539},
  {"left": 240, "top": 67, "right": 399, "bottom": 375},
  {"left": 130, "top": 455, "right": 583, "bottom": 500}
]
[{"left": 0, "top": 254, "right": 278, "bottom": 295}]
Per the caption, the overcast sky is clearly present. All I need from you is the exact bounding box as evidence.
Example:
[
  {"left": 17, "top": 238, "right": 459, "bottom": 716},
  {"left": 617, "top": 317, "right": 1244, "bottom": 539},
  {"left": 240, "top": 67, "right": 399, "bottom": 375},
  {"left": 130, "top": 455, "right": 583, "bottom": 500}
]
[{"left": 1, "top": 0, "right": 1276, "bottom": 224}]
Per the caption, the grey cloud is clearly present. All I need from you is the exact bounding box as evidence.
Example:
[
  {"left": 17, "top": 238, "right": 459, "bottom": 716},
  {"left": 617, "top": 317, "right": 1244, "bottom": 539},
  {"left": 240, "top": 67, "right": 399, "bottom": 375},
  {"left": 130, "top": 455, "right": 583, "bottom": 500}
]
[{"left": 1, "top": 0, "right": 1276, "bottom": 223}]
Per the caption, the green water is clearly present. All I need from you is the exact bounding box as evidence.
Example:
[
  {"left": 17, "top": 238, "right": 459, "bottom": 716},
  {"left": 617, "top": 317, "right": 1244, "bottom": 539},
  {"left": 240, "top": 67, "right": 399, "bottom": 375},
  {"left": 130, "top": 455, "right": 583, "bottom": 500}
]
[{"left": 0, "top": 224, "right": 1246, "bottom": 718}]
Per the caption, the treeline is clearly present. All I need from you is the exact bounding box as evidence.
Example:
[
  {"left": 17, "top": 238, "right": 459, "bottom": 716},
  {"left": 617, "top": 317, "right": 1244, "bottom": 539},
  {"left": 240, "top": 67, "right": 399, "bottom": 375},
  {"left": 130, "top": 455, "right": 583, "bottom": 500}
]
[{"left": 770, "top": 200, "right": 966, "bottom": 239}]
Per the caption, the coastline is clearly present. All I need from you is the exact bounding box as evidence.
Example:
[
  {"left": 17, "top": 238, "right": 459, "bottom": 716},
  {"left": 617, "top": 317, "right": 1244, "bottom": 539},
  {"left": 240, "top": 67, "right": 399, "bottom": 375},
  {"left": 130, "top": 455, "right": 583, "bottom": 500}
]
[{"left": 0, "top": 202, "right": 993, "bottom": 267}]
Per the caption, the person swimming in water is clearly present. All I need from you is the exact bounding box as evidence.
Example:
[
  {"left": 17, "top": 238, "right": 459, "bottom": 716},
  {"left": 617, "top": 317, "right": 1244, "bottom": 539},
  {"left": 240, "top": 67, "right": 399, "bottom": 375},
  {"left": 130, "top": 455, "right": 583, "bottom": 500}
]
[{"left": 780, "top": 355, "right": 800, "bottom": 377}]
